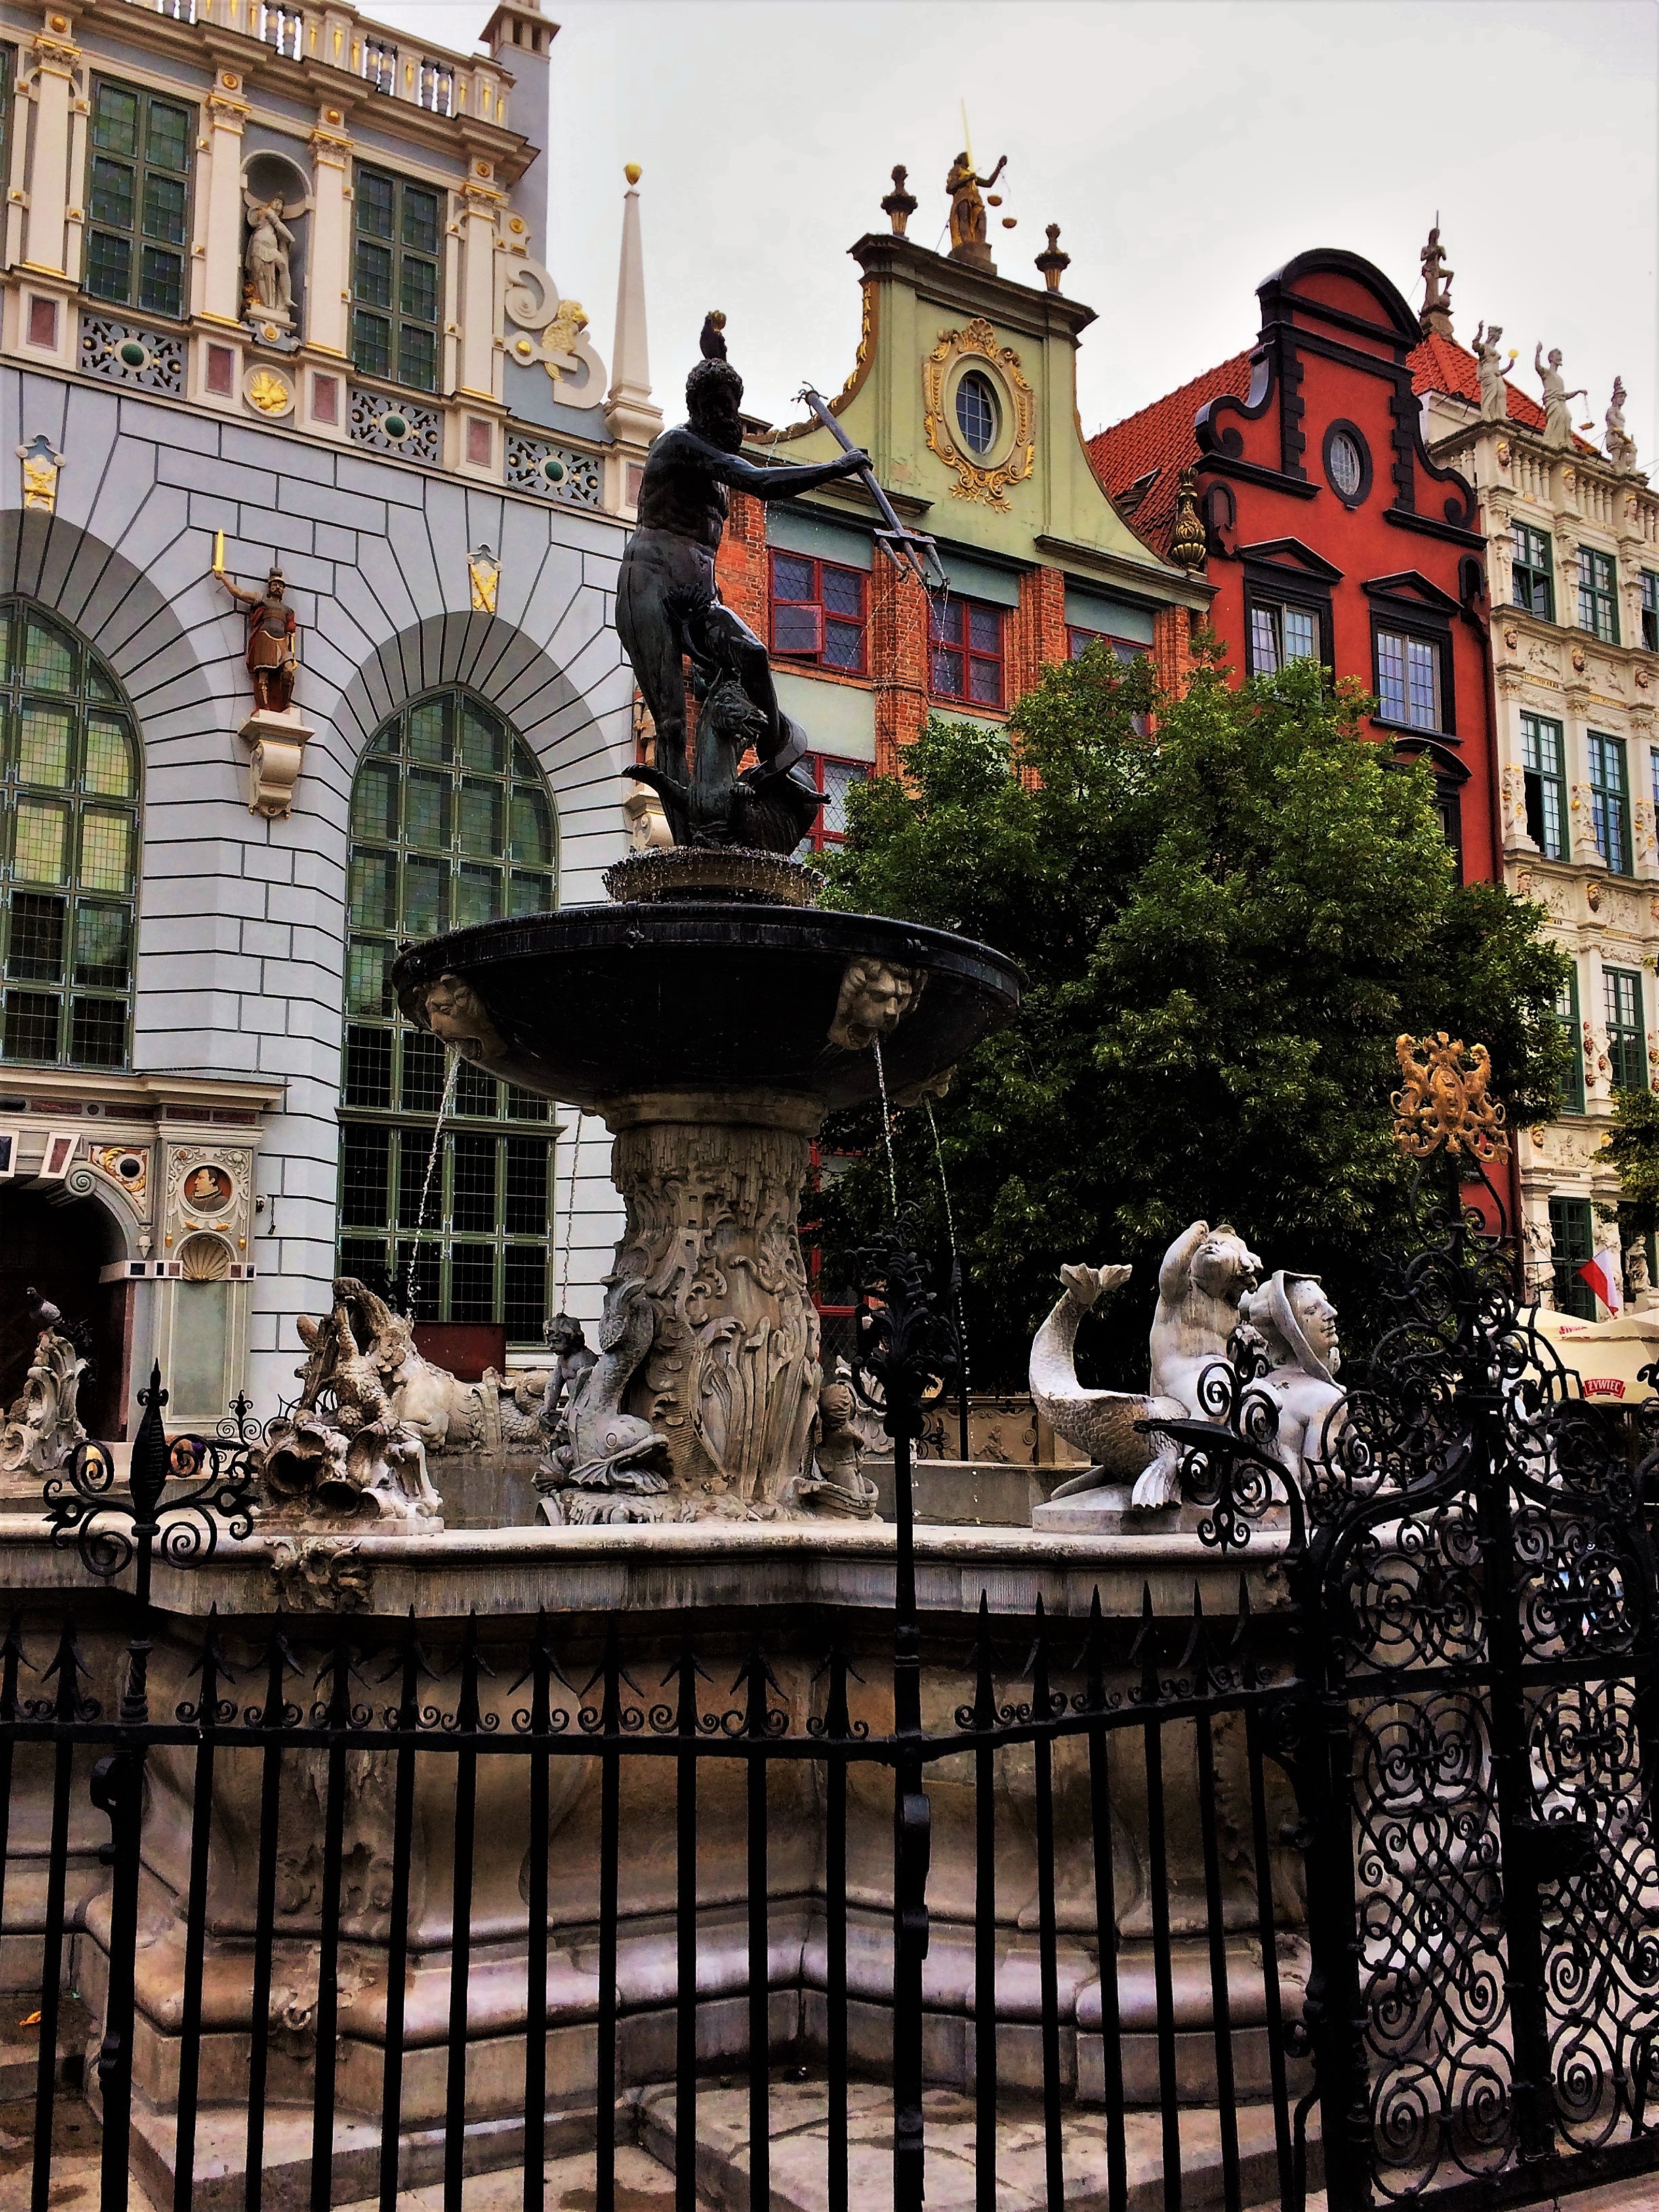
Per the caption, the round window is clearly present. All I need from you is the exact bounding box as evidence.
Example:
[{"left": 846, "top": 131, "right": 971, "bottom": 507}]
[
  {"left": 955, "top": 371, "right": 998, "bottom": 456},
  {"left": 1327, "top": 428, "right": 1364, "bottom": 500}
]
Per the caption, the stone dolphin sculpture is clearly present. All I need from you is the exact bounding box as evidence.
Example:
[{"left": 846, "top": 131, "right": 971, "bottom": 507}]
[{"left": 1029, "top": 1263, "right": 1185, "bottom": 1507}]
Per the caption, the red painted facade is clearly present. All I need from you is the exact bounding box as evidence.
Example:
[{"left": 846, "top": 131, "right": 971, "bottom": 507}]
[{"left": 1090, "top": 249, "right": 1498, "bottom": 882}]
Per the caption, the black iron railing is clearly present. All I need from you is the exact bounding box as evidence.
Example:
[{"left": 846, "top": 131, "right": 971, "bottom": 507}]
[{"left": 9, "top": 1198, "right": 1659, "bottom": 2211}]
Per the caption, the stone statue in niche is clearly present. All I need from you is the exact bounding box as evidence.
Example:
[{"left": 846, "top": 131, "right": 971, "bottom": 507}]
[
  {"left": 1605, "top": 377, "right": 1641, "bottom": 476},
  {"left": 615, "top": 313, "right": 871, "bottom": 855},
  {"left": 945, "top": 150, "right": 1006, "bottom": 270},
  {"left": 243, "top": 194, "right": 300, "bottom": 323},
  {"left": 1472, "top": 323, "right": 1508, "bottom": 422},
  {"left": 219, "top": 564, "right": 300, "bottom": 714},
  {"left": 1235, "top": 1270, "right": 1346, "bottom": 1491},
  {"left": 1536, "top": 345, "right": 1587, "bottom": 451},
  {"left": 1028, "top": 1221, "right": 1265, "bottom": 1519},
  {"left": 0, "top": 1290, "right": 87, "bottom": 1482}
]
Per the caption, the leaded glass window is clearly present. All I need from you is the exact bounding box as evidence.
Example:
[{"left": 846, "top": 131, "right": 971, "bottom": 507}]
[
  {"left": 85, "top": 78, "right": 193, "bottom": 321},
  {"left": 1578, "top": 548, "right": 1620, "bottom": 644},
  {"left": 351, "top": 163, "right": 443, "bottom": 394},
  {"left": 1557, "top": 964, "right": 1584, "bottom": 1113},
  {"left": 1606, "top": 965, "right": 1646, "bottom": 1093},
  {"left": 1512, "top": 522, "right": 1554, "bottom": 619},
  {"left": 338, "top": 690, "right": 559, "bottom": 1338},
  {"left": 1247, "top": 600, "right": 1320, "bottom": 676},
  {"left": 1521, "top": 712, "right": 1568, "bottom": 859},
  {"left": 1550, "top": 1195, "right": 1597, "bottom": 1319},
  {"left": 1588, "top": 731, "right": 1631, "bottom": 873},
  {"left": 0, "top": 602, "right": 140, "bottom": 1068},
  {"left": 1376, "top": 629, "right": 1441, "bottom": 731}
]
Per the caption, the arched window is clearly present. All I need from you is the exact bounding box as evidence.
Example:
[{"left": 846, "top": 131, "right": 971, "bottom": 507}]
[
  {"left": 338, "top": 688, "right": 559, "bottom": 1341},
  {"left": 0, "top": 601, "right": 140, "bottom": 1069}
]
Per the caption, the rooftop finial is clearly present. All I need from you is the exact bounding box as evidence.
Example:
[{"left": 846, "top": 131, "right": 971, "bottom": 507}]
[
  {"left": 1168, "top": 468, "right": 1207, "bottom": 573},
  {"left": 1034, "top": 222, "right": 1069, "bottom": 293},
  {"left": 1419, "top": 219, "right": 1453, "bottom": 340},
  {"left": 881, "top": 164, "right": 918, "bottom": 238}
]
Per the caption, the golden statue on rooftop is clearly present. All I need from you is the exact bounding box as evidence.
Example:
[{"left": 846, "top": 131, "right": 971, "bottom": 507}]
[{"left": 945, "top": 150, "right": 1005, "bottom": 271}]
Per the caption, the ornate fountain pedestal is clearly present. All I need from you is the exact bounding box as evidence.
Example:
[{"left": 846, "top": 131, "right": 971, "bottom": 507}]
[{"left": 604, "top": 1090, "right": 823, "bottom": 1511}]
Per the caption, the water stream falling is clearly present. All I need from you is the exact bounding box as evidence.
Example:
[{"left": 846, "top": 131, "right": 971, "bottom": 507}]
[
  {"left": 871, "top": 1036, "right": 900, "bottom": 1218},
  {"left": 556, "top": 1106, "right": 586, "bottom": 1313},
  {"left": 405, "top": 1049, "right": 459, "bottom": 1315},
  {"left": 926, "top": 1098, "right": 973, "bottom": 1461}
]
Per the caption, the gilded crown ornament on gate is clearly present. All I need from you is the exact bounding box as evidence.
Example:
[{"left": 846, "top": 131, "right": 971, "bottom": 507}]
[{"left": 1391, "top": 1031, "right": 1509, "bottom": 1160}]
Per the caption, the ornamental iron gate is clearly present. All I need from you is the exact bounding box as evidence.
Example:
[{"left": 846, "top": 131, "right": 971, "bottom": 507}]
[{"left": 5, "top": 1177, "right": 1659, "bottom": 2210}]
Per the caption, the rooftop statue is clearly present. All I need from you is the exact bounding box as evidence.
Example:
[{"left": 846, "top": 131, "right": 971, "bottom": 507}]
[
  {"left": 945, "top": 150, "right": 1006, "bottom": 270},
  {"left": 617, "top": 314, "right": 872, "bottom": 855},
  {"left": 1536, "top": 344, "right": 1586, "bottom": 451},
  {"left": 1605, "top": 376, "right": 1641, "bottom": 476},
  {"left": 1418, "top": 222, "right": 1454, "bottom": 339},
  {"left": 1472, "top": 322, "right": 1508, "bottom": 423}
]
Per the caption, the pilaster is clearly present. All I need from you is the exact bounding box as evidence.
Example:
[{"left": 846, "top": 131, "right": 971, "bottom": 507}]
[
  {"left": 22, "top": 14, "right": 80, "bottom": 280},
  {"left": 201, "top": 70, "right": 251, "bottom": 327},
  {"left": 871, "top": 559, "right": 929, "bottom": 775},
  {"left": 304, "top": 107, "right": 352, "bottom": 358},
  {"left": 1007, "top": 564, "right": 1065, "bottom": 701},
  {"left": 455, "top": 156, "right": 503, "bottom": 401}
]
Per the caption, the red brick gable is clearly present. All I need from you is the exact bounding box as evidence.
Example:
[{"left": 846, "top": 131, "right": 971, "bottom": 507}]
[{"left": 1086, "top": 352, "right": 1253, "bottom": 556}]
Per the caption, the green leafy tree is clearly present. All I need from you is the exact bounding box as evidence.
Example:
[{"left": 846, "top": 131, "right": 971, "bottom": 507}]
[
  {"left": 1598, "top": 1086, "right": 1659, "bottom": 1252},
  {"left": 816, "top": 641, "right": 1572, "bottom": 1385}
]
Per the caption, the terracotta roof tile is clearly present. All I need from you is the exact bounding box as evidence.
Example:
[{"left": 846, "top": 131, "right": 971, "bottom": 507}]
[{"left": 1087, "top": 352, "right": 1253, "bottom": 555}]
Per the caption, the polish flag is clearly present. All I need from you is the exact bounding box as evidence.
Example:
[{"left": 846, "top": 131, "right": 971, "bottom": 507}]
[{"left": 1578, "top": 1250, "right": 1624, "bottom": 1317}]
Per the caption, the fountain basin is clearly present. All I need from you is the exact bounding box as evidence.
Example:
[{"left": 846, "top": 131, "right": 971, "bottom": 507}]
[{"left": 390, "top": 902, "right": 1022, "bottom": 1111}]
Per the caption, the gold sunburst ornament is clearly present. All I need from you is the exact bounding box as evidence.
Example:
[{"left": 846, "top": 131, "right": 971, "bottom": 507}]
[{"left": 1392, "top": 1033, "right": 1509, "bottom": 1161}]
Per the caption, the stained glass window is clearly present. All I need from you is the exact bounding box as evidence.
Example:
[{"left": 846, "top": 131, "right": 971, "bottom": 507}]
[
  {"left": 0, "top": 604, "right": 139, "bottom": 1069},
  {"left": 339, "top": 689, "right": 558, "bottom": 1339}
]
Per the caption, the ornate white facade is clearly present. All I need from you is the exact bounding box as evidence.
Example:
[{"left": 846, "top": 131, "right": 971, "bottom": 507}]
[
  {"left": 0, "top": 0, "right": 659, "bottom": 1435},
  {"left": 1421, "top": 363, "right": 1659, "bottom": 1311}
]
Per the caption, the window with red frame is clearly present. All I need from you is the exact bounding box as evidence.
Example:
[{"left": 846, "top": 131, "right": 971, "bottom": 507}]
[
  {"left": 795, "top": 753, "right": 868, "bottom": 854},
  {"left": 1068, "top": 627, "right": 1145, "bottom": 668},
  {"left": 930, "top": 596, "right": 1004, "bottom": 708},
  {"left": 769, "top": 551, "right": 867, "bottom": 674}
]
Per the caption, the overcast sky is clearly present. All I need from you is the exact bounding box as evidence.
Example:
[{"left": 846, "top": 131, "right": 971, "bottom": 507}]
[{"left": 374, "top": 0, "right": 1658, "bottom": 462}]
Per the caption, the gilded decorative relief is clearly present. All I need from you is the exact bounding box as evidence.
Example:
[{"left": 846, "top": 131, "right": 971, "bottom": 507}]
[{"left": 923, "top": 317, "right": 1035, "bottom": 510}]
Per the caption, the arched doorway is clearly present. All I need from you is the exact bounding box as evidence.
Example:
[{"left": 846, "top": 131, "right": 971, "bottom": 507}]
[{"left": 0, "top": 1183, "right": 129, "bottom": 1440}]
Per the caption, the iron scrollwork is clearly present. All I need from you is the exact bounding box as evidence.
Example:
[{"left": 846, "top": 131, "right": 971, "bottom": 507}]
[{"left": 45, "top": 1363, "right": 258, "bottom": 1586}]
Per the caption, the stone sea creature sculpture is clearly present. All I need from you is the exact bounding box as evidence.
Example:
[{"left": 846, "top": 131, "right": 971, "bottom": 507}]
[
  {"left": 264, "top": 1289, "right": 442, "bottom": 1530},
  {"left": 799, "top": 1360, "right": 878, "bottom": 1517},
  {"left": 420, "top": 972, "right": 506, "bottom": 1064},
  {"left": 537, "top": 1277, "right": 671, "bottom": 1508},
  {"left": 1236, "top": 1270, "right": 1347, "bottom": 1494},
  {"left": 1031, "top": 1221, "right": 1263, "bottom": 1511},
  {"left": 0, "top": 1303, "right": 88, "bottom": 1480}
]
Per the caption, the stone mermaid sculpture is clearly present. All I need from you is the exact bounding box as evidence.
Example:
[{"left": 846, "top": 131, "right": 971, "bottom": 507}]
[{"left": 1030, "top": 1221, "right": 1263, "bottom": 1513}]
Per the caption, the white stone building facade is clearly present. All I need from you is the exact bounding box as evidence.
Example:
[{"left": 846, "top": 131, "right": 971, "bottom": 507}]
[
  {"left": 1421, "top": 358, "right": 1659, "bottom": 1315},
  {"left": 0, "top": 0, "right": 654, "bottom": 1433}
]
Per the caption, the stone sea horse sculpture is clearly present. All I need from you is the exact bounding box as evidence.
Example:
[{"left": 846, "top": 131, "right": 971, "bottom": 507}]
[{"left": 1030, "top": 1221, "right": 1263, "bottom": 1511}]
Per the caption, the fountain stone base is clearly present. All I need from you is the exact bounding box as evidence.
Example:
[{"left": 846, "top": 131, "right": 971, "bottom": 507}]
[{"left": 596, "top": 1089, "right": 823, "bottom": 1519}]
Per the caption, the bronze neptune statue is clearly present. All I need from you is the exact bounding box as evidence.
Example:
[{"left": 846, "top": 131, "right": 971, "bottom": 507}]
[{"left": 617, "top": 315, "right": 872, "bottom": 854}]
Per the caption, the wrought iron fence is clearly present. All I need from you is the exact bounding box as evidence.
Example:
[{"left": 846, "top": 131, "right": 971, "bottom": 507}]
[{"left": 7, "top": 1185, "right": 1659, "bottom": 2212}]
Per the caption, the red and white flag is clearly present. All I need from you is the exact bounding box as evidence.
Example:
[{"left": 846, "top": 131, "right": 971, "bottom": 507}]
[{"left": 1578, "top": 1250, "right": 1624, "bottom": 1317}]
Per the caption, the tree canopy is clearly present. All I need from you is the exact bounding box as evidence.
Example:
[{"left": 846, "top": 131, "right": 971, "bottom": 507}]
[{"left": 816, "top": 640, "right": 1573, "bottom": 1387}]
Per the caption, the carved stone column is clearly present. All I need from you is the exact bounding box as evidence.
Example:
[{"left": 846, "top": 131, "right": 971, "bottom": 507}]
[
  {"left": 602, "top": 1090, "right": 823, "bottom": 1513},
  {"left": 304, "top": 110, "right": 354, "bottom": 359}
]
